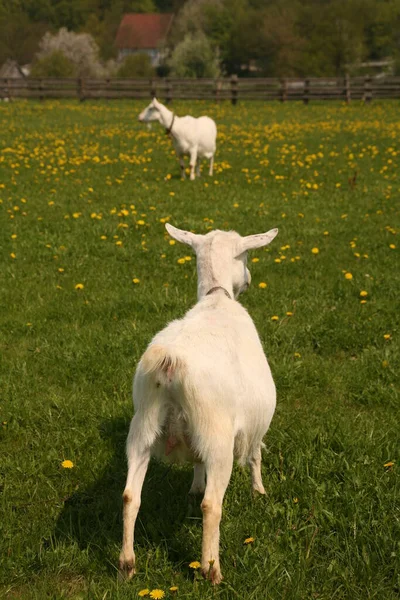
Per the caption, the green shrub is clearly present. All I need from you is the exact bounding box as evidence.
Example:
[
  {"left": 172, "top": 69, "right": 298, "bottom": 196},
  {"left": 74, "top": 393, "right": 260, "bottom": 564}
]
[
  {"left": 30, "top": 50, "right": 75, "bottom": 77},
  {"left": 116, "top": 54, "right": 155, "bottom": 78}
]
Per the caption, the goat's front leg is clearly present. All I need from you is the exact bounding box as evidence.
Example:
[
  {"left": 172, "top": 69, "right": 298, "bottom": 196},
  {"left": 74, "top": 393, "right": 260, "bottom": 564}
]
[
  {"left": 189, "top": 147, "right": 198, "bottom": 181},
  {"left": 178, "top": 155, "right": 186, "bottom": 179},
  {"left": 196, "top": 161, "right": 201, "bottom": 178},
  {"left": 119, "top": 416, "right": 152, "bottom": 579},
  {"left": 201, "top": 445, "right": 233, "bottom": 584},
  {"left": 209, "top": 156, "right": 214, "bottom": 177},
  {"left": 249, "top": 445, "right": 266, "bottom": 495}
]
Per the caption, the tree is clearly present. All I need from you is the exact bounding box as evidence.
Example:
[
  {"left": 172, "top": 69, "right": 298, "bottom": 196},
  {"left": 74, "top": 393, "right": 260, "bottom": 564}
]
[
  {"left": 36, "top": 27, "right": 105, "bottom": 77},
  {"left": 30, "top": 50, "right": 75, "bottom": 77},
  {"left": 116, "top": 53, "right": 155, "bottom": 77},
  {"left": 168, "top": 31, "right": 221, "bottom": 78}
]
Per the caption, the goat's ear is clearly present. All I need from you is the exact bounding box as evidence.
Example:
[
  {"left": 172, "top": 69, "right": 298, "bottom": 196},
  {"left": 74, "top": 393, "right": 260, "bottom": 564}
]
[
  {"left": 165, "top": 223, "right": 201, "bottom": 248},
  {"left": 240, "top": 228, "right": 278, "bottom": 252}
]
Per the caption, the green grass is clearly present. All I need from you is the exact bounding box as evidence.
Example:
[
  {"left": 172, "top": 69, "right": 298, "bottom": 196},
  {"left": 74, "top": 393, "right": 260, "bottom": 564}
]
[{"left": 0, "top": 99, "right": 399, "bottom": 599}]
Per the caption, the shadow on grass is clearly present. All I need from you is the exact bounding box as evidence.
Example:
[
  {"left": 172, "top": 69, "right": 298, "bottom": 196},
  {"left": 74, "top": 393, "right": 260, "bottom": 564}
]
[{"left": 54, "top": 416, "right": 198, "bottom": 575}]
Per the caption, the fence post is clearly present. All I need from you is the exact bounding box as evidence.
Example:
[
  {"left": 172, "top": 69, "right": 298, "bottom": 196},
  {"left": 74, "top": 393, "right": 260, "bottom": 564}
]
[
  {"left": 231, "top": 74, "right": 238, "bottom": 105},
  {"left": 150, "top": 78, "right": 156, "bottom": 98},
  {"left": 78, "top": 78, "right": 86, "bottom": 101},
  {"left": 280, "top": 78, "right": 287, "bottom": 102},
  {"left": 363, "top": 75, "right": 372, "bottom": 103},
  {"left": 303, "top": 78, "right": 310, "bottom": 104},
  {"left": 165, "top": 78, "right": 172, "bottom": 104},
  {"left": 345, "top": 74, "right": 351, "bottom": 103},
  {"left": 215, "top": 79, "right": 222, "bottom": 103}
]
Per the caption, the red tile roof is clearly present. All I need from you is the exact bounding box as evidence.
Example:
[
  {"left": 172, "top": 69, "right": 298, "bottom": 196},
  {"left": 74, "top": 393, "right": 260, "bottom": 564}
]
[{"left": 116, "top": 13, "right": 174, "bottom": 50}]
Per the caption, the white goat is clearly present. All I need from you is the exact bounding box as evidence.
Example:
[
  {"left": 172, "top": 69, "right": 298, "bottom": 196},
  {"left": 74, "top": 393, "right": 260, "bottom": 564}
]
[
  {"left": 119, "top": 223, "right": 278, "bottom": 584},
  {"left": 138, "top": 98, "right": 217, "bottom": 180}
]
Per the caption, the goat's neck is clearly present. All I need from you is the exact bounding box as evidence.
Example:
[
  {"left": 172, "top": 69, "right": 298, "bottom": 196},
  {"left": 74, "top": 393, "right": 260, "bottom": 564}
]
[
  {"left": 196, "top": 244, "right": 234, "bottom": 300},
  {"left": 157, "top": 103, "right": 177, "bottom": 130}
]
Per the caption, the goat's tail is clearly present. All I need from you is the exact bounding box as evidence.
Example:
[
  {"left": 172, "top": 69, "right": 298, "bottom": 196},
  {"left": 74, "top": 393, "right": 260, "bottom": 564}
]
[{"left": 140, "top": 344, "right": 184, "bottom": 385}]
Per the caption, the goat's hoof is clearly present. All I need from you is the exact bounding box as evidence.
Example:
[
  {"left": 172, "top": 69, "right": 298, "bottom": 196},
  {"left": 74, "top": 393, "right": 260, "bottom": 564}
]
[
  {"left": 202, "top": 565, "right": 223, "bottom": 585},
  {"left": 253, "top": 485, "right": 266, "bottom": 495},
  {"left": 118, "top": 557, "right": 136, "bottom": 580}
]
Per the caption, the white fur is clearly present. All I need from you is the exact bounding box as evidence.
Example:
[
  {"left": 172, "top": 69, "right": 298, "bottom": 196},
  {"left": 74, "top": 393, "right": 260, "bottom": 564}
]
[
  {"left": 119, "top": 224, "right": 278, "bottom": 584},
  {"left": 138, "top": 98, "right": 217, "bottom": 180}
]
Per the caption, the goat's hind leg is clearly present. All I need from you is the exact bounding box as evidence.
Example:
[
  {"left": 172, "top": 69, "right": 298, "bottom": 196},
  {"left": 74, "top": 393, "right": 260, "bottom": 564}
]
[
  {"left": 189, "top": 462, "right": 206, "bottom": 495},
  {"left": 201, "top": 439, "right": 234, "bottom": 584},
  {"left": 119, "top": 412, "right": 158, "bottom": 579},
  {"left": 248, "top": 445, "right": 266, "bottom": 495},
  {"left": 208, "top": 155, "right": 214, "bottom": 177}
]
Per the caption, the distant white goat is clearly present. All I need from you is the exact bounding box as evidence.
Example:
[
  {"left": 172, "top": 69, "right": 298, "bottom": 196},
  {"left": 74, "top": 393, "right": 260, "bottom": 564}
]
[
  {"left": 119, "top": 223, "right": 278, "bottom": 584},
  {"left": 138, "top": 97, "right": 217, "bottom": 180}
]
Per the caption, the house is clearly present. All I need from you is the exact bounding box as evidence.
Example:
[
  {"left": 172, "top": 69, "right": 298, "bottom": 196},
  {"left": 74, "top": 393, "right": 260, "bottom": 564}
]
[{"left": 115, "top": 13, "right": 174, "bottom": 67}]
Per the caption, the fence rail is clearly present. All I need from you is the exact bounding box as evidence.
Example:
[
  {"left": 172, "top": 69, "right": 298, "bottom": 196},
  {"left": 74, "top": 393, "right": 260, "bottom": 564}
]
[{"left": 1, "top": 75, "right": 400, "bottom": 103}]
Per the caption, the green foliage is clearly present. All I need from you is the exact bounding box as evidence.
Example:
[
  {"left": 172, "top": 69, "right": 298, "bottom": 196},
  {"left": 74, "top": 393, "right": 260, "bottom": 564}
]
[
  {"left": 30, "top": 50, "right": 75, "bottom": 77},
  {"left": 0, "top": 99, "right": 399, "bottom": 599},
  {"left": 116, "top": 53, "right": 155, "bottom": 78},
  {"left": 168, "top": 31, "right": 221, "bottom": 78}
]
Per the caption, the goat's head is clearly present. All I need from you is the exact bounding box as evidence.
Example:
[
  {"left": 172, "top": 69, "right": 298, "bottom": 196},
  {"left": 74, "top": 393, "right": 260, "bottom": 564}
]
[
  {"left": 138, "top": 98, "right": 161, "bottom": 123},
  {"left": 165, "top": 224, "right": 278, "bottom": 299}
]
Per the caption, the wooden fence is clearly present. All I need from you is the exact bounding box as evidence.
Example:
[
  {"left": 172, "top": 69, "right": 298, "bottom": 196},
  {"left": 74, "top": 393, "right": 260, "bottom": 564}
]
[{"left": 1, "top": 75, "right": 400, "bottom": 103}]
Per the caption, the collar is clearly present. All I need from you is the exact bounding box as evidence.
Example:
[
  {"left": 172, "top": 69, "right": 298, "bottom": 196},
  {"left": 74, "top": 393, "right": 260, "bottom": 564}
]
[
  {"left": 206, "top": 286, "right": 232, "bottom": 300},
  {"left": 165, "top": 113, "right": 175, "bottom": 135}
]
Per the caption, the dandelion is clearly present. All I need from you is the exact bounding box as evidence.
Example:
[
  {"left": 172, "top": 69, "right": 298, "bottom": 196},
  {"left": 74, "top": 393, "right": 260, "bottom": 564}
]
[
  {"left": 61, "top": 460, "right": 74, "bottom": 469},
  {"left": 132, "top": 278, "right": 140, "bottom": 284},
  {"left": 169, "top": 240, "right": 176, "bottom": 245},
  {"left": 389, "top": 244, "right": 396, "bottom": 249},
  {"left": 169, "top": 587, "right": 178, "bottom": 593},
  {"left": 244, "top": 537, "right": 255, "bottom": 544},
  {"left": 382, "top": 360, "right": 389, "bottom": 368},
  {"left": 345, "top": 272, "right": 353, "bottom": 280},
  {"left": 100, "top": 235, "right": 107, "bottom": 240},
  {"left": 58, "top": 268, "right": 64, "bottom": 273},
  {"left": 189, "top": 561, "right": 201, "bottom": 570},
  {"left": 258, "top": 282, "right": 267, "bottom": 289},
  {"left": 177, "top": 258, "right": 186, "bottom": 264},
  {"left": 138, "top": 590, "right": 150, "bottom": 597},
  {"left": 294, "top": 352, "right": 301, "bottom": 358},
  {"left": 383, "top": 334, "right": 391, "bottom": 340},
  {"left": 184, "top": 256, "right": 191, "bottom": 261},
  {"left": 75, "top": 283, "right": 84, "bottom": 290},
  {"left": 252, "top": 257, "right": 259, "bottom": 263},
  {"left": 137, "top": 220, "right": 145, "bottom": 226},
  {"left": 286, "top": 311, "right": 293, "bottom": 316},
  {"left": 311, "top": 247, "right": 319, "bottom": 254},
  {"left": 360, "top": 290, "right": 368, "bottom": 297},
  {"left": 360, "top": 300, "right": 367, "bottom": 304},
  {"left": 116, "top": 240, "right": 123, "bottom": 246},
  {"left": 293, "top": 497, "right": 299, "bottom": 503},
  {"left": 10, "top": 253, "right": 16, "bottom": 259},
  {"left": 384, "top": 461, "right": 394, "bottom": 468},
  {"left": 149, "top": 590, "right": 165, "bottom": 599},
  {"left": 271, "top": 315, "right": 279, "bottom": 321}
]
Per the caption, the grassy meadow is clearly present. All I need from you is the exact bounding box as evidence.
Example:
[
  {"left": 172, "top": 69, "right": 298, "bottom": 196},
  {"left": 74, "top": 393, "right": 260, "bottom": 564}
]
[{"left": 0, "top": 99, "right": 399, "bottom": 599}]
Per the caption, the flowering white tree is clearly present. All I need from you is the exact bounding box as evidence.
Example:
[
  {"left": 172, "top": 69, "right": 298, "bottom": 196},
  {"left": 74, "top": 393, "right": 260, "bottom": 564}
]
[{"left": 36, "top": 28, "right": 107, "bottom": 77}]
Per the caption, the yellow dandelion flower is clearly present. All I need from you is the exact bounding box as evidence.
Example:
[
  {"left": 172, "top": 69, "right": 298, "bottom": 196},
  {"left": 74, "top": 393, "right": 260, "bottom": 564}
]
[
  {"left": 323, "top": 231, "right": 329, "bottom": 235},
  {"left": 75, "top": 283, "right": 84, "bottom": 290},
  {"left": 149, "top": 590, "right": 165, "bottom": 599},
  {"left": 137, "top": 220, "right": 145, "bottom": 226},
  {"left": 360, "top": 300, "right": 367, "bottom": 304},
  {"left": 244, "top": 537, "right": 255, "bottom": 544},
  {"left": 11, "top": 233, "right": 17, "bottom": 239},
  {"left": 189, "top": 561, "right": 201, "bottom": 569},
  {"left": 271, "top": 315, "right": 279, "bottom": 321},
  {"left": 10, "top": 253, "right": 16, "bottom": 259},
  {"left": 177, "top": 258, "right": 186, "bottom": 264},
  {"left": 294, "top": 352, "right": 301, "bottom": 358},
  {"left": 383, "top": 334, "right": 391, "bottom": 340},
  {"left": 384, "top": 461, "right": 394, "bottom": 468},
  {"left": 116, "top": 240, "right": 123, "bottom": 246},
  {"left": 58, "top": 268, "right": 64, "bottom": 273},
  {"left": 286, "top": 311, "right": 293, "bottom": 316},
  {"left": 311, "top": 247, "right": 319, "bottom": 254},
  {"left": 138, "top": 590, "right": 150, "bottom": 597},
  {"left": 259, "top": 282, "right": 267, "bottom": 289},
  {"left": 61, "top": 460, "right": 74, "bottom": 469},
  {"left": 132, "top": 278, "right": 140, "bottom": 284},
  {"left": 184, "top": 256, "right": 191, "bottom": 261},
  {"left": 345, "top": 272, "right": 353, "bottom": 280},
  {"left": 169, "top": 240, "right": 176, "bottom": 245},
  {"left": 252, "top": 257, "right": 259, "bottom": 263},
  {"left": 100, "top": 235, "right": 107, "bottom": 240},
  {"left": 169, "top": 586, "right": 178, "bottom": 592},
  {"left": 389, "top": 244, "right": 396, "bottom": 249},
  {"left": 360, "top": 290, "right": 368, "bottom": 297}
]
